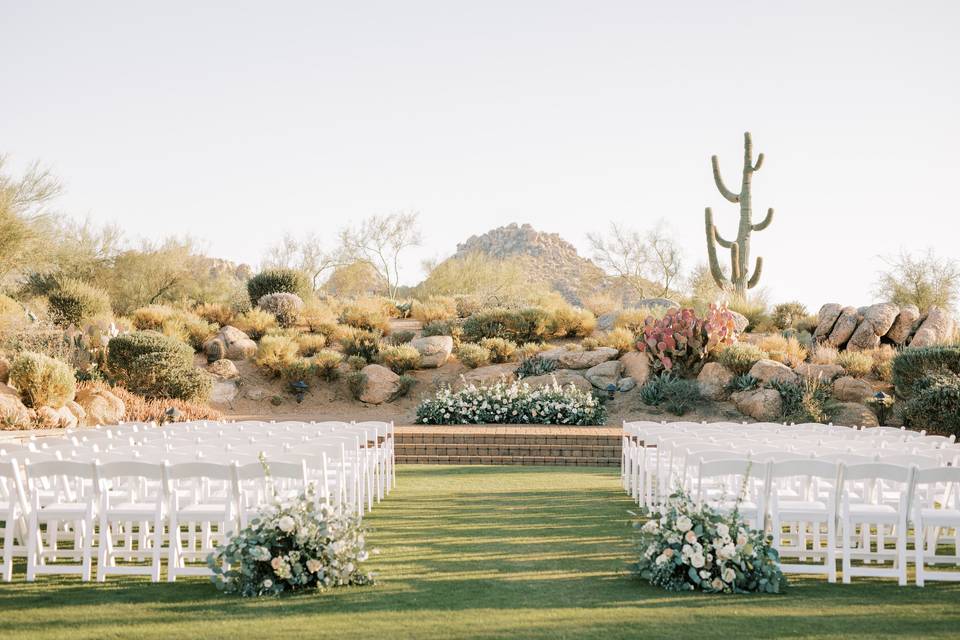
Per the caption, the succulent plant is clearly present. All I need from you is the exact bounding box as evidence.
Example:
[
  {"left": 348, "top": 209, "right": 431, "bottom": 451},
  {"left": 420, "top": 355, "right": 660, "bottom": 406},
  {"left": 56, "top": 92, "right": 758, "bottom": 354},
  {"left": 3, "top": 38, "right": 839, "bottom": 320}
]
[
  {"left": 636, "top": 305, "right": 738, "bottom": 376},
  {"left": 515, "top": 355, "right": 557, "bottom": 379}
]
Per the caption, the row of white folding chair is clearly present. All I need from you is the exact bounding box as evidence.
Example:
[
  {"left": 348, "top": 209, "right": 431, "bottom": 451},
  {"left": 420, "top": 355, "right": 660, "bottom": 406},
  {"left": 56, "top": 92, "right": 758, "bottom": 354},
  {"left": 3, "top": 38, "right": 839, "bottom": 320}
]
[{"left": 0, "top": 457, "right": 313, "bottom": 582}]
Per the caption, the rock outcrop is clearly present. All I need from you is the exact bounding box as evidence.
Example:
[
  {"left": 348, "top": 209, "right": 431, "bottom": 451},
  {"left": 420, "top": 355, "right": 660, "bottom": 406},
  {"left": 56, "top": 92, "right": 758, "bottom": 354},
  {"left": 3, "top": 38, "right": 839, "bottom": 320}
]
[
  {"left": 833, "top": 376, "right": 874, "bottom": 403},
  {"left": 358, "top": 365, "right": 400, "bottom": 404},
  {"left": 584, "top": 360, "right": 623, "bottom": 390},
  {"left": 75, "top": 387, "right": 125, "bottom": 425},
  {"left": 541, "top": 347, "right": 617, "bottom": 370},
  {"left": 731, "top": 388, "right": 783, "bottom": 422},
  {"left": 813, "top": 302, "right": 954, "bottom": 350},
  {"left": 697, "top": 362, "right": 734, "bottom": 400},
  {"left": 204, "top": 326, "right": 257, "bottom": 361},
  {"left": 409, "top": 336, "right": 454, "bottom": 368},
  {"left": 523, "top": 369, "right": 593, "bottom": 393},
  {"left": 748, "top": 359, "right": 798, "bottom": 385},
  {"left": 830, "top": 402, "right": 879, "bottom": 427},
  {"left": 459, "top": 363, "right": 518, "bottom": 387}
]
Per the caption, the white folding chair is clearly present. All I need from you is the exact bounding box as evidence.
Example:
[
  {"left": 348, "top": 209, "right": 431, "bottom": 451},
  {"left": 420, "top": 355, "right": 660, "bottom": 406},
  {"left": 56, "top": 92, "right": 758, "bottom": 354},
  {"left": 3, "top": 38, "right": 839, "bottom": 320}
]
[
  {"left": 913, "top": 466, "right": 960, "bottom": 586},
  {"left": 0, "top": 458, "right": 29, "bottom": 581},
  {"left": 165, "top": 462, "right": 235, "bottom": 581}
]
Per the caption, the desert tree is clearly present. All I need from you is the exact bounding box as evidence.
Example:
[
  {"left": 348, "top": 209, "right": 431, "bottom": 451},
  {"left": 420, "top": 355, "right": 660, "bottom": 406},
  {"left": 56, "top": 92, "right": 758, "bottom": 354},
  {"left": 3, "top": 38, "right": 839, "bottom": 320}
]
[
  {"left": 338, "top": 211, "right": 421, "bottom": 299},
  {"left": 0, "top": 155, "right": 63, "bottom": 281},
  {"left": 874, "top": 249, "right": 960, "bottom": 313},
  {"left": 417, "top": 252, "right": 530, "bottom": 304},
  {"left": 263, "top": 232, "right": 341, "bottom": 290},
  {"left": 586, "top": 221, "right": 682, "bottom": 298}
]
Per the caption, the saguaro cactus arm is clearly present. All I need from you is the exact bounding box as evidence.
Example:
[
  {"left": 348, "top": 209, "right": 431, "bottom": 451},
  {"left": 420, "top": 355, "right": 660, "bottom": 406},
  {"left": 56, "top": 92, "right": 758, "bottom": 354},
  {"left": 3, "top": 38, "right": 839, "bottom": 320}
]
[
  {"left": 711, "top": 155, "right": 740, "bottom": 203},
  {"left": 747, "top": 256, "right": 763, "bottom": 289},
  {"left": 704, "top": 208, "right": 727, "bottom": 288},
  {"left": 752, "top": 152, "right": 764, "bottom": 172},
  {"left": 752, "top": 208, "right": 774, "bottom": 231}
]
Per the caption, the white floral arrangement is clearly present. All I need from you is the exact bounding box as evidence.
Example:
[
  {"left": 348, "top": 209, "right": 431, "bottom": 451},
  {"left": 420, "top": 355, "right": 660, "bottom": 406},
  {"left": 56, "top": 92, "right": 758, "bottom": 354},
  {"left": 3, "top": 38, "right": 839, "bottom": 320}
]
[
  {"left": 633, "top": 491, "right": 786, "bottom": 594},
  {"left": 415, "top": 377, "right": 607, "bottom": 425},
  {"left": 208, "top": 485, "right": 375, "bottom": 597}
]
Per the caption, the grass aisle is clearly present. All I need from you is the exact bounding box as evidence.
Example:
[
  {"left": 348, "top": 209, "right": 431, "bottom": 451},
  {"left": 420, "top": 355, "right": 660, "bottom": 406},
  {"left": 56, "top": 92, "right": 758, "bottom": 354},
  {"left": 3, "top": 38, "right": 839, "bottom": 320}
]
[{"left": 1, "top": 466, "right": 959, "bottom": 639}]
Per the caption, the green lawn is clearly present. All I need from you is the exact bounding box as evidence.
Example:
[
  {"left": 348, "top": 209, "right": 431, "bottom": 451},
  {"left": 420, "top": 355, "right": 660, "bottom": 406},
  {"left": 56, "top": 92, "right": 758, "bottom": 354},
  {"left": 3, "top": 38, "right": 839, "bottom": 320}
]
[{"left": 1, "top": 465, "right": 958, "bottom": 639}]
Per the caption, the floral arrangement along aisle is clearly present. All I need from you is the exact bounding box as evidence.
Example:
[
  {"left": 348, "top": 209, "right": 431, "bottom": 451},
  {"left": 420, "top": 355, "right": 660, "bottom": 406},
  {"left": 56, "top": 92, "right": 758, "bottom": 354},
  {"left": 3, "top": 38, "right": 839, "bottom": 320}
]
[
  {"left": 633, "top": 491, "right": 786, "bottom": 594},
  {"left": 208, "top": 485, "right": 375, "bottom": 597}
]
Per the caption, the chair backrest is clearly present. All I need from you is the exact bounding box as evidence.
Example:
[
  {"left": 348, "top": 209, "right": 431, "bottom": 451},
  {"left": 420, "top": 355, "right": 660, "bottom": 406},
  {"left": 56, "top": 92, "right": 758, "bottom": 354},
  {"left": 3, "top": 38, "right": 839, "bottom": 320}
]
[{"left": 165, "top": 461, "right": 234, "bottom": 481}]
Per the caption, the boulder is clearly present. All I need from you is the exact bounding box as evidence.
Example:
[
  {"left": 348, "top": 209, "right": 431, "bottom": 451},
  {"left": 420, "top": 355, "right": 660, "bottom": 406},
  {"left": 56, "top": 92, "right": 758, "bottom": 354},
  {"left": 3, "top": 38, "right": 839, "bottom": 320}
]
[
  {"left": 75, "top": 387, "right": 126, "bottom": 426},
  {"left": 833, "top": 376, "right": 874, "bottom": 403},
  {"left": 358, "top": 364, "right": 400, "bottom": 404},
  {"left": 617, "top": 377, "right": 636, "bottom": 392},
  {"left": 618, "top": 351, "right": 650, "bottom": 386},
  {"left": 523, "top": 369, "right": 593, "bottom": 393},
  {"left": 794, "top": 363, "right": 845, "bottom": 381},
  {"left": 35, "top": 405, "right": 77, "bottom": 429},
  {"left": 409, "top": 336, "right": 454, "bottom": 368},
  {"left": 697, "top": 362, "right": 735, "bottom": 400},
  {"left": 731, "top": 388, "right": 783, "bottom": 422},
  {"left": 847, "top": 303, "right": 900, "bottom": 351},
  {"left": 884, "top": 304, "right": 920, "bottom": 345},
  {"left": 597, "top": 313, "right": 618, "bottom": 332},
  {"left": 729, "top": 311, "right": 749, "bottom": 334},
  {"left": 635, "top": 298, "right": 680, "bottom": 310},
  {"left": 203, "top": 325, "right": 257, "bottom": 361},
  {"left": 748, "top": 359, "right": 798, "bottom": 385},
  {"left": 0, "top": 382, "right": 31, "bottom": 426},
  {"left": 830, "top": 402, "right": 879, "bottom": 427},
  {"left": 814, "top": 303, "right": 843, "bottom": 339},
  {"left": 540, "top": 346, "right": 617, "bottom": 370},
  {"left": 210, "top": 380, "right": 239, "bottom": 404},
  {"left": 910, "top": 306, "right": 956, "bottom": 348},
  {"left": 65, "top": 400, "right": 87, "bottom": 426},
  {"left": 0, "top": 355, "right": 9, "bottom": 384},
  {"left": 208, "top": 359, "right": 240, "bottom": 380},
  {"left": 459, "top": 363, "right": 518, "bottom": 387},
  {"left": 826, "top": 307, "right": 861, "bottom": 348},
  {"left": 585, "top": 360, "right": 623, "bottom": 390}
]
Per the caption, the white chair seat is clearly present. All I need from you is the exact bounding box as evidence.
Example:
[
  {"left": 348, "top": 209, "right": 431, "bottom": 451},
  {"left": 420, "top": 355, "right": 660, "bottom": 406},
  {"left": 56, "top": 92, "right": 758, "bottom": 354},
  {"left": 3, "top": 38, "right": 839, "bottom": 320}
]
[
  {"left": 105, "top": 502, "right": 161, "bottom": 518},
  {"left": 918, "top": 507, "right": 960, "bottom": 526},
  {"left": 178, "top": 503, "right": 229, "bottom": 518},
  {"left": 39, "top": 502, "right": 89, "bottom": 516},
  {"left": 776, "top": 500, "right": 829, "bottom": 517},
  {"left": 848, "top": 503, "right": 897, "bottom": 518}
]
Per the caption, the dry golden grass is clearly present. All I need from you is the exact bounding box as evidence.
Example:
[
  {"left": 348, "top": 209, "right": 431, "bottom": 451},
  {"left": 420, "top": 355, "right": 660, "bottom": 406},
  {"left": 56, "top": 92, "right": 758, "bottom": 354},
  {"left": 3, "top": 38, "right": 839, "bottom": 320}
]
[{"left": 758, "top": 334, "right": 808, "bottom": 368}]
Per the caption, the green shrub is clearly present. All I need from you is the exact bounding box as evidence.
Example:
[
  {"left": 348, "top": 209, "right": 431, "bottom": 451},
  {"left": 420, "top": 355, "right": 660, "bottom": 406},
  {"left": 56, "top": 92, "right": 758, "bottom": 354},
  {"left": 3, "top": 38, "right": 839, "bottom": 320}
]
[
  {"left": 900, "top": 373, "right": 960, "bottom": 435},
  {"left": 772, "top": 301, "right": 809, "bottom": 330},
  {"left": 480, "top": 338, "right": 517, "bottom": 363},
  {"left": 247, "top": 268, "right": 310, "bottom": 306},
  {"left": 387, "top": 330, "right": 416, "bottom": 345},
  {"left": 107, "top": 331, "right": 209, "bottom": 401},
  {"left": 836, "top": 351, "right": 874, "bottom": 378},
  {"left": 462, "top": 308, "right": 550, "bottom": 343},
  {"left": 639, "top": 374, "right": 669, "bottom": 406},
  {"left": 257, "top": 292, "right": 305, "bottom": 328},
  {"left": 47, "top": 278, "right": 111, "bottom": 327},
  {"left": 280, "top": 358, "right": 315, "bottom": 383},
  {"left": 233, "top": 308, "right": 278, "bottom": 340},
  {"left": 378, "top": 344, "right": 422, "bottom": 374},
  {"left": 455, "top": 343, "right": 491, "bottom": 369},
  {"left": 892, "top": 346, "right": 960, "bottom": 398},
  {"left": 716, "top": 342, "right": 768, "bottom": 375},
  {"left": 662, "top": 379, "right": 700, "bottom": 416},
  {"left": 8, "top": 352, "right": 76, "bottom": 408},
  {"left": 346, "top": 371, "right": 367, "bottom": 400},
  {"left": 339, "top": 328, "right": 382, "bottom": 361},
  {"left": 255, "top": 335, "right": 300, "bottom": 377},
  {"left": 771, "top": 378, "right": 832, "bottom": 424},
  {"left": 421, "top": 320, "right": 463, "bottom": 345},
  {"left": 313, "top": 350, "right": 344, "bottom": 381},
  {"left": 394, "top": 374, "right": 416, "bottom": 399},
  {"left": 515, "top": 355, "right": 557, "bottom": 379}
]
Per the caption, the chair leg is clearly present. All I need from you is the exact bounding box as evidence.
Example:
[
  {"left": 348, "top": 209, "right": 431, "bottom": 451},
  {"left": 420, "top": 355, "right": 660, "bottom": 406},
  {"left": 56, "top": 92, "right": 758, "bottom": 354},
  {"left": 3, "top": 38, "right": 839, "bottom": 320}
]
[
  {"left": 25, "top": 512, "right": 39, "bottom": 582},
  {"left": 151, "top": 514, "right": 163, "bottom": 583},
  {"left": 81, "top": 512, "right": 93, "bottom": 582},
  {"left": 841, "top": 516, "right": 852, "bottom": 584},
  {"left": 897, "top": 518, "right": 907, "bottom": 586},
  {"left": 167, "top": 513, "right": 180, "bottom": 583},
  {"left": 97, "top": 514, "right": 111, "bottom": 583},
  {"left": 826, "top": 516, "right": 837, "bottom": 583},
  {"left": 2, "top": 512, "right": 15, "bottom": 582},
  {"left": 915, "top": 522, "right": 925, "bottom": 587}
]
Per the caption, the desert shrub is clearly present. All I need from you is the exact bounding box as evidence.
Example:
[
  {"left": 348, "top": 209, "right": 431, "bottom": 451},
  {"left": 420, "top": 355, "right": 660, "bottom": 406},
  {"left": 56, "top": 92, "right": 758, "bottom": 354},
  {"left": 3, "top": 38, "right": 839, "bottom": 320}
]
[
  {"left": 295, "top": 333, "right": 328, "bottom": 356},
  {"left": 581, "top": 337, "right": 601, "bottom": 350},
  {"left": 194, "top": 302, "right": 233, "bottom": 326},
  {"left": 891, "top": 345, "right": 960, "bottom": 398},
  {"left": 313, "top": 350, "right": 344, "bottom": 381},
  {"left": 455, "top": 343, "right": 491, "bottom": 369},
  {"left": 181, "top": 315, "right": 218, "bottom": 351},
  {"left": 233, "top": 308, "right": 278, "bottom": 340},
  {"left": 47, "top": 279, "right": 111, "bottom": 327},
  {"left": 480, "top": 337, "right": 517, "bottom": 363},
  {"left": 614, "top": 307, "right": 665, "bottom": 334},
  {"left": 394, "top": 374, "right": 416, "bottom": 399},
  {"left": 339, "top": 304, "right": 391, "bottom": 335},
  {"left": 596, "top": 327, "right": 636, "bottom": 355},
  {"left": 346, "top": 371, "right": 367, "bottom": 400},
  {"left": 80, "top": 381, "right": 221, "bottom": 423},
  {"left": 662, "top": 379, "right": 700, "bottom": 416},
  {"left": 416, "top": 379, "right": 606, "bottom": 425},
  {"left": 515, "top": 355, "right": 557, "bottom": 379},
  {"left": 716, "top": 342, "right": 768, "bottom": 375},
  {"left": 411, "top": 297, "right": 457, "bottom": 324},
  {"left": 796, "top": 314, "right": 820, "bottom": 334},
  {"left": 547, "top": 306, "right": 596, "bottom": 338},
  {"left": 255, "top": 335, "right": 300, "bottom": 377},
  {"left": 836, "top": 350, "right": 874, "bottom": 378},
  {"left": 759, "top": 334, "right": 808, "bottom": 368},
  {"left": 106, "top": 331, "right": 204, "bottom": 403},
  {"left": 378, "top": 344, "right": 422, "bottom": 374},
  {"left": 132, "top": 304, "right": 177, "bottom": 330},
  {"left": 453, "top": 295, "right": 484, "bottom": 318},
  {"left": 581, "top": 292, "right": 620, "bottom": 317},
  {"left": 346, "top": 355, "right": 367, "bottom": 371},
  {"left": 338, "top": 328, "right": 382, "bottom": 361},
  {"left": 301, "top": 300, "right": 340, "bottom": 333},
  {"left": 639, "top": 373, "right": 671, "bottom": 406},
  {"left": 868, "top": 345, "right": 898, "bottom": 382},
  {"left": 421, "top": 320, "right": 463, "bottom": 346},
  {"left": 772, "top": 301, "right": 809, "bottom": 330},
  {"left": 728, "top": 296, "right": 771, "bottom": 332},
  {"left": 462, "top": 308, "right": 550, "bottom": 343},
  {"left": 280, "top": 357, "right": 315, "bottom": 383},
  {"left": 771, "top": 378, "right": 832, "bottom": 423},
  {"left": 900, "top": 373, "right": 960, "bottom": 434},
  {"left": 638, "top": 305, "right": 738, "bottom": 376},
  {"left": 246, "top": 268, "right": 310, "bottom": 306},
  {"left": 387, "top": 330, "right": 416, "bottom": 345},
  {"left": 0, "top": 294, "right": 27, "bottom": 327},
  {"left": 8, "top": 352, "right": 76, "bottom": 408},
  {"left": 516, "top": 342, "right": 550, "bottom": 360},
  {"left": 810, "top": 343, "right": 839, "bottom": 364},
  {"left": 257, "top": 292, "right": 305, "bottom": 328}
]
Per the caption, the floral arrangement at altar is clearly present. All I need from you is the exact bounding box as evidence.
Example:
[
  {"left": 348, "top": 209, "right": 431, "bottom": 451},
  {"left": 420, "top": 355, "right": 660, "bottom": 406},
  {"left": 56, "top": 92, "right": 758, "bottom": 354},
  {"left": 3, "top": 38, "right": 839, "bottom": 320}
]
[
  {"left": 208, "top": 485, "right": 375, "bottom": 597},
  {"left": 633, "top": 491, "right": 786, "bottom": 594}
]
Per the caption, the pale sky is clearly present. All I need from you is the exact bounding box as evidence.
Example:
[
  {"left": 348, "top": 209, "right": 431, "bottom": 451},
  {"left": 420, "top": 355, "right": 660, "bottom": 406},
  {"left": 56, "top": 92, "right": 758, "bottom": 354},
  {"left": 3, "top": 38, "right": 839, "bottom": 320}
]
[{"left": 2, "top": 1, "right": 958, "bottom": 310}]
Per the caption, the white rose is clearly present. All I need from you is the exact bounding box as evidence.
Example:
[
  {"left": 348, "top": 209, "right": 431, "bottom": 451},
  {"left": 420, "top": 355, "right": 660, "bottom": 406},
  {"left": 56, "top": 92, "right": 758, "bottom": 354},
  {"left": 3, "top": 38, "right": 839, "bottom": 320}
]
[
  {"left": 711, "top": 578, "right": 724, "bottom": 591},
  {"left": 277, "top": 515, "right": 296, "bottom": 533},
  {"left": 684, "top": 530, "right": 697, "bottom": 544},
  {"left": 306, "top": 559, "right": 323, "bottom": 573},
  {"left": 722, "top": 567, "right": 736, "bottom": 583},
  {"left": 690, "top": 553, "right": 705, "bottom": 569},
  {"left": 263, "top": 579, "right": 273, "bottom": 588},
  {"left": 716, "top": 523, "right": 729, "bottom": 538},
  {"left": 675, "top": 515, "right": 693, "bottom": 533}
]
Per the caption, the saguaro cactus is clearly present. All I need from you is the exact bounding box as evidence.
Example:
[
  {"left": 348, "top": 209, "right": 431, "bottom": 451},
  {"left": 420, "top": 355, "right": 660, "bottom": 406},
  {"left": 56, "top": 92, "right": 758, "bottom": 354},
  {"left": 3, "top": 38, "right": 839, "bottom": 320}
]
[{"left": 704, "top": 131, "right": 774, "bottom": 299}]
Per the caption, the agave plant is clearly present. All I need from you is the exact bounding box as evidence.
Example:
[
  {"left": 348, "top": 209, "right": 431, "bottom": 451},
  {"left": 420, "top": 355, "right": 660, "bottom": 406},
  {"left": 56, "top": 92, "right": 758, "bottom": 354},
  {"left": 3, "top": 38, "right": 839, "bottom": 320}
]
[{"left": 515, "top": 355, "right": 557, "bottom": 379}]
